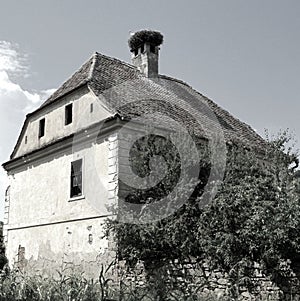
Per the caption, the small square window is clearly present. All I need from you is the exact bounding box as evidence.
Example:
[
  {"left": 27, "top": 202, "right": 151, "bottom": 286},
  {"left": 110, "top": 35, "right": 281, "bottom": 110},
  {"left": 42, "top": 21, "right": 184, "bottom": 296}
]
[
  {"left": 65, "top": 104, "right": 73, "bottom": 125},
  {"left": 39, "top": 118, "right": 45, "bottom": 138},
  {"left": 70, "top": 159, "right": 82, "bottom": 198}
]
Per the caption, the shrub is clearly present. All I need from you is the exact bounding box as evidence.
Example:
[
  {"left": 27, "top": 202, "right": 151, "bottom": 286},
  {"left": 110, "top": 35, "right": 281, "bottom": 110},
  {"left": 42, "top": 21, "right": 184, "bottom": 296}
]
[
  {"left": 0, "top": 268, "right": 232, "bottom": 301},
  {"left": 105, "top": 130, "right": 300, "bottom": 299}
]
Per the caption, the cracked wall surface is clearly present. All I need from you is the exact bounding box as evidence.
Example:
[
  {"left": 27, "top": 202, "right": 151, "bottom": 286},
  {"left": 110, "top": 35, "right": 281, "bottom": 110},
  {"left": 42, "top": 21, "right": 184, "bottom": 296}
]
[{"left": 5, "top": 132, "right": 118, "bottom": 278}]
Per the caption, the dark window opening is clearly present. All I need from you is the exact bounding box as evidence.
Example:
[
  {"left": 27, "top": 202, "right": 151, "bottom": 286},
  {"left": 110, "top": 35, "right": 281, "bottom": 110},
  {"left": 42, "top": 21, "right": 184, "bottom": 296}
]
[
  {"left": 141, "top": 44, "right": 144, "bottom": 53},
  {"left": 90, "top": 103, "right": 93, "bottom": 113},
  {"left": 88, "top": 234, "right": 93, "bottom": 244},
  {"left": 65, "top": 103, "right": 73, "bottom": 125},
  {"left": 39, "top": 118, "right": 45, "bottom": 138},
  {"left": 150, "top": 44, "right": 155, "bottom": 53},
  {"left": 25, "top": 136, "right": 27, "bottom": 144},
  {"left": 70, "top": 159, "right": 82, "bottom": 198},
  {"left": 134, "top": 48, "right": 138, "bottom": 56}
]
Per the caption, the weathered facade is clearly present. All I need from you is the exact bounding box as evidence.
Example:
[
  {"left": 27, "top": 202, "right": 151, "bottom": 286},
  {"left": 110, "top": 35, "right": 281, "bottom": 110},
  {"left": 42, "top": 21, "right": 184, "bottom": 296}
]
[
  {"left": 2, "top": 31, "right": 267, "bottom": 281},
  {"left": 3, "top": 87, "right": 119, "bottom": 275}
]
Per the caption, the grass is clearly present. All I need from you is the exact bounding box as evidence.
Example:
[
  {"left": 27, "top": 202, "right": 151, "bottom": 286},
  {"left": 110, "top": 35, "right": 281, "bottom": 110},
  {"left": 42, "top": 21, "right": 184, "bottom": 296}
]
[{"left": 0, "top": 266, "right": 233, "bottom": 301}]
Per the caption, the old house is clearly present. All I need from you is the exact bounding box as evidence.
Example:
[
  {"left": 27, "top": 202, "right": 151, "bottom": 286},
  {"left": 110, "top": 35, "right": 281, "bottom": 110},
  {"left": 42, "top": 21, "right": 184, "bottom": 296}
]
[{"left": 2, "top": 31, "right": 266, "bottom": 277}]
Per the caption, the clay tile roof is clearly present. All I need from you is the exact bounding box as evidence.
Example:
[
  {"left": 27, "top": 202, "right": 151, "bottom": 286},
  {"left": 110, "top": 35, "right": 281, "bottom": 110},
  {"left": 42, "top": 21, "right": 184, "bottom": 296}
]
[
  {"left": 40, "top": 56, "right": 94, "bottom": 109},
  {"left": 35, "top": 52, "right": 143, "bottom": 112},
  {"left": 33, "top": 52, "right": 267, "bottom": 151}
]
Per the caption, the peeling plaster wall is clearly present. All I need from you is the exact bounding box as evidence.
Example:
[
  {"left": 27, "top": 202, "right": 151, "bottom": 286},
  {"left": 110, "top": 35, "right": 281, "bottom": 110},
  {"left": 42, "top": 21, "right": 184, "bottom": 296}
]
[
  {"left": 7, "top": 218, "right": 116, "bottom": 278},
  {"left": 5, "top": 133, "right": 119, "bottom": 276}
]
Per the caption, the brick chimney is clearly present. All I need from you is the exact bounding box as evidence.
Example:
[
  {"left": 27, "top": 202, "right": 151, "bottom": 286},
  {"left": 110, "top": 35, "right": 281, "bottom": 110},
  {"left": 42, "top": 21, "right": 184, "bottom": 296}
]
[{"left": 128, "top": 30, "right": 163, "bottom": 78}]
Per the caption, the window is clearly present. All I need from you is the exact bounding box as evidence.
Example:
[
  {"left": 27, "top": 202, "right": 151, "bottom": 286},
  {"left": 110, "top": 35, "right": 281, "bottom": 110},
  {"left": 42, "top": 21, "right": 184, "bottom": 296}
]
[
  {"left": 90, "top": 103, "right": 93, "bottom": 113},
  {"left": 65, "top": 103, "right": 73, "bottom": 125},
  {"left": 39, "top": 118, "right": 45, "bottom": 138},
  {"left": 25, "top": 136, "right": 27, "bottom": 144},
  {"left": 70, "top": 159, "right": 82, "bottom": 198}
]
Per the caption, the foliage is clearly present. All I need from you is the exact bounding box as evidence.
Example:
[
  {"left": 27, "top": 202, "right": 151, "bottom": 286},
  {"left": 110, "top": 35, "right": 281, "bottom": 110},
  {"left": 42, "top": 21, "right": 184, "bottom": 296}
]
[
  {"left": 0, "top": 131, "right": 297, "bottom": 300},
  {"left": 199, "top": 132, "right": 300, "bottom": 297},
  {"left": 105, "top": 130, "right": 300, "bottom": 299},
  {"left": 0, "top": 267, "right": 232, "bottom": 301},
  {"left": 128, "top": 30, "right": 163, "bottom": 51},
  {"left": 0, "top": 222, "right": 7, "bottom": 271},
  {"left": 112, "top": 134, "right": 210, "bottom": 263},
  {"left": 0, "top": 264, "right": 118, "bottom": 301}
]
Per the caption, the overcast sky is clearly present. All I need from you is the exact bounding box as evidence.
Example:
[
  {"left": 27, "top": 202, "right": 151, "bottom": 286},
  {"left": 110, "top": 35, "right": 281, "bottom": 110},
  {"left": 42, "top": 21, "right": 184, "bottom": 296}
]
[{"left": 0, "top": 0, "right": 299, "bottom": 220}]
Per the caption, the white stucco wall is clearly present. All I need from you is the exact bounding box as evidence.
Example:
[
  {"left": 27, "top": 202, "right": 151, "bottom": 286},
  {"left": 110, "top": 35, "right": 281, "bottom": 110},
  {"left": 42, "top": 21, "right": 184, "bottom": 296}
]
[
  {"left": 5, "top": 133, "right": 119, "bottom": 274},
  {"left": 9, "top": 140, "right": 110, "bottom": 226},
  {"left": 14, "top": 87, "right": 113, "bottom": 158},
  {"left": 7, "top": 217, "right": 114, "bottom": 278}
]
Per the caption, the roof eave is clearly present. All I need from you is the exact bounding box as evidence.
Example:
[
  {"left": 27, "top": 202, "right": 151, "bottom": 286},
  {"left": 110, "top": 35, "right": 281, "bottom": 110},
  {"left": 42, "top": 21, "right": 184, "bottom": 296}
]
[{"left": 3, "top": 114, "right": 123, "bottom": 172}]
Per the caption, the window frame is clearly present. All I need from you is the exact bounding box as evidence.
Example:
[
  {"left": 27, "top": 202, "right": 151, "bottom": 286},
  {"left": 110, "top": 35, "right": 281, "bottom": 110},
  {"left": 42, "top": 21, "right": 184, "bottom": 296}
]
[
  {"left": 38, "top": 118, "right": 45, "bottom": 138},
  {"left": 65, "top": 103, "right": 73, "bottom": 125},
  {"left": 70, "top": 158, "right": 84, "bottom": 200}
]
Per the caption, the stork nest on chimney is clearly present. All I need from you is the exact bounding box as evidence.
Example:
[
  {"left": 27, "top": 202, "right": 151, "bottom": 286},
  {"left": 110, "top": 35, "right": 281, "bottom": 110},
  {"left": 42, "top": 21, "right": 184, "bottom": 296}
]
[{"left": 128, "top": 30, "right": 163, "bottom": 52}]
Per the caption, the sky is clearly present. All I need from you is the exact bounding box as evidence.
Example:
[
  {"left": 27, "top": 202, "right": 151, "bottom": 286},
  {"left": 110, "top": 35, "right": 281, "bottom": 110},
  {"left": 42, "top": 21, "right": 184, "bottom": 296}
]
[{"left": 0, "top": 0, "right": 299, "bottom": 220}]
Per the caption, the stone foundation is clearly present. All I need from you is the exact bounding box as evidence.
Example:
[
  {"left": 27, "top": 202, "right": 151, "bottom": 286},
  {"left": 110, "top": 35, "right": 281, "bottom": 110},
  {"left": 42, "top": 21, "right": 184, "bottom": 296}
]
[{"left": 119, "top": 259, "right": 300, "bottom": 300}]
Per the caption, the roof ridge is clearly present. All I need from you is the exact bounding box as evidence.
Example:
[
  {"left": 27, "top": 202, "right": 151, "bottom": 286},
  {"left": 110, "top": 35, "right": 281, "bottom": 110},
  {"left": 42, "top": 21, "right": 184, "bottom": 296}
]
[
  {"left": 159, "top": 74, "right": 265, "bottom": 144},
  {"left": 94, "top": 51, "right": 139, "bottom": 71},
  {"left": 159, "top": 74, "right": 192, "bottom": 88},
  {"left": 87, "top": 52, "right": 98, "bottom": 81},
  {"left": 30, "top": 52, "right": 141, "bottom": 117},
  {"left": 38, "top": 53, "right": 95, "bottom": 110}
]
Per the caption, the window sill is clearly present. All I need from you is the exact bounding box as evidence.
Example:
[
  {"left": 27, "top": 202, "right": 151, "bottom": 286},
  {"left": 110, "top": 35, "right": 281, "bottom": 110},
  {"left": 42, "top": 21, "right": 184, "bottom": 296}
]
[{"left": 69, "top": 195, "right": 85, "bottom": 202}]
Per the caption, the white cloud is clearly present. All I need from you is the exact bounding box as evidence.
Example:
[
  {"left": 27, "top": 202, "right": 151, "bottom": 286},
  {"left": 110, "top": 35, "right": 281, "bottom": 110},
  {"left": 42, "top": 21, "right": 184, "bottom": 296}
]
[
  {"left": 0, "top": 41, "right": 56, "bottom": 221},
  {"left": 0, "top": 41, "right": 28, "bottom": 76}
]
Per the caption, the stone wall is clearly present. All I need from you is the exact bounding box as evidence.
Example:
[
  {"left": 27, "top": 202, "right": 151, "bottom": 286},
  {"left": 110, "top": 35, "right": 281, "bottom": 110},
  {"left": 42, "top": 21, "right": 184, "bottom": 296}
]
[{"left": 119, "top": 259, "right": 300, "bottom": 300}]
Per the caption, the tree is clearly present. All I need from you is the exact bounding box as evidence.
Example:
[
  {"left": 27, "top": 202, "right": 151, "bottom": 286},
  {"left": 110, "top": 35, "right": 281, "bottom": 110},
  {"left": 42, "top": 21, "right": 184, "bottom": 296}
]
[
  {"left": 105, "top": 130, "right": 300, "bottom": 299},
  {"left": 199, "top": 131, "right": 300, "bottom": 298}
]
